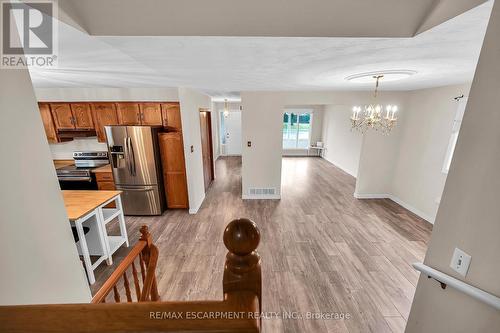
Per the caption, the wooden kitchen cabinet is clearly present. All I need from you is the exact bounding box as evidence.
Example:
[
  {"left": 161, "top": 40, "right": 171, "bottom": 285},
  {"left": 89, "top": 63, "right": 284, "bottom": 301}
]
[
  {"left": 158, "top": 132, "right": 188, "bottom": 208},
  {"left": 94, "top": 167, "right": 116, "bottom": 208},
  {"left": 50, "top": 102, "right": 95, "bottom": 131},
  {"left": 139, "top": 103, "right": 162, "bottom": 125},
  {"left": 161, "top": 102, "right": 182, "bottom": 130},
  {"left": 91, "top": 103, "right": 118, "bottom": 142},
  {"left": 116, "top": 102, "right": 141, "bottom": 125},
  {"left": 70, "top": 103, "right": 94, "bottom": 129},
  {"left": 38, "top": 103, "right": 58, "bottom": 143},
  {"left": 50, "top": 103, "right": 74, "bottom": 130}
]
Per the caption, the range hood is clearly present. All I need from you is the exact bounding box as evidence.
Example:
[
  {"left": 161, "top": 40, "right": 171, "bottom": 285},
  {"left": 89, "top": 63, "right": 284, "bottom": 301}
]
[{"left": 57, "top": 129, "right": 97, "bottom": 141}]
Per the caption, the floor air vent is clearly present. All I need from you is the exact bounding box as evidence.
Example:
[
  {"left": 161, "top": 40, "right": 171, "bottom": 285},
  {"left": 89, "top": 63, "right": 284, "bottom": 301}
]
[{"left": 249, "top": 188, "right": 276, "bottom": 196}]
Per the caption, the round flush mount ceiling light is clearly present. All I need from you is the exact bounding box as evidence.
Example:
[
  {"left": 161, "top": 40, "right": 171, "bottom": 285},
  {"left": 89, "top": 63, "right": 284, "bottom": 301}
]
[{"left": 346, "top": 70, "right": 417, "bottom": 83}]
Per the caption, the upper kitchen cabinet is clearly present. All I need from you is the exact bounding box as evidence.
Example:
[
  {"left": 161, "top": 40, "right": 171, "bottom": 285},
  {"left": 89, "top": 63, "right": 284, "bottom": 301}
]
[
  {"left": 139, "top": 103, "right": 162, "bottom": 125},
  {"left": 50, "top": 102, "right": 94, "bottom": 130},
  {"left": 91, "top": 103, "right": 118, "bottom": 142},
  {"left": 38, "top": 103, "right": 58, "bottom": 143},
  {"left": 50, "top": 103, "right": 74, "bottom": 130},
  {"left": 116, "top": 102, "right": 141, "bottom": 125},
  {"left": 70, "top": 103, "right": 94, "bottom": 129},
  {"left": 161, "top": 102, "right": 182, "bottom": 131}
]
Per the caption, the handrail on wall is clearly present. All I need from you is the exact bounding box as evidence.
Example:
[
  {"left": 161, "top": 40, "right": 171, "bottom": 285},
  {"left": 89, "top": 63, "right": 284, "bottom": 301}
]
[{"left": 413, "top": 263, "right": 500, "bottom": 311}]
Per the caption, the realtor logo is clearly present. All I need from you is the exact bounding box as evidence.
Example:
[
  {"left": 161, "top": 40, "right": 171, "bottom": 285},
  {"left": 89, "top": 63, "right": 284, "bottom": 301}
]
[{"left": 1, "top": 0, "right": 58, "bottom": 68}]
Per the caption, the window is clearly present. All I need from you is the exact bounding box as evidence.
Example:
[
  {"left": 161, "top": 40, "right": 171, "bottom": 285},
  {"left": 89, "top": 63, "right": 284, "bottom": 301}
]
[
  {"left": 443, "top": 98, "right": 467, "bottom": 173},
  {"left": 282, "top": 110, "right": 312, "bottom": 149}
]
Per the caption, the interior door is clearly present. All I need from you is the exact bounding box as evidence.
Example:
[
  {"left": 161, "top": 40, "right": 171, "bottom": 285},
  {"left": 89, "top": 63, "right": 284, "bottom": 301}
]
[
  {"left": 140, "top": 103, "right": 162, "bottom": 125},
  {"left": 50, "top": 103, "right": 74, "bottom": 130},
  {"left": 199, "top": 111, "right": 214, "bottom": 191},
  {"left": 116, "top": 103, "right": 141, "bottom": 125},
  {"left": 225, "top": 111, "right": 242, "bottom": 155}
]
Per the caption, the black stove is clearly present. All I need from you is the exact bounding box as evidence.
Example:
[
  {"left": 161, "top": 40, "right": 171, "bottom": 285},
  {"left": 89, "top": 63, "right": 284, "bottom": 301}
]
[{"left": 56, "top": 151, "right": 109, "bottom": 190}]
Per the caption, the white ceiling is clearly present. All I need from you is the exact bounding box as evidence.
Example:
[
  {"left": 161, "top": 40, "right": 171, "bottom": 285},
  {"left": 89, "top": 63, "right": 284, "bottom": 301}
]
[
  {"left": 60, "top": 0, "right": 486, "bottom": 38},
  {"left": 29, "top": 1, "right": 492, "bottom": 100}
]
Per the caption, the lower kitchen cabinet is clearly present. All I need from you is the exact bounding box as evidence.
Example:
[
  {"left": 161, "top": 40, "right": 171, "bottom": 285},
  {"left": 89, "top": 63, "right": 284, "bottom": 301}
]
[{"left": 94, "top": 168, "right": 116, "bottom": 208}]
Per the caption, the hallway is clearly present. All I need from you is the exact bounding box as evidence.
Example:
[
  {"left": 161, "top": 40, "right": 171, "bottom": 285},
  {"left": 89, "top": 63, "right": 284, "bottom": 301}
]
[{"left": 93, "top": 156, "right": 432, "bottom": 333}]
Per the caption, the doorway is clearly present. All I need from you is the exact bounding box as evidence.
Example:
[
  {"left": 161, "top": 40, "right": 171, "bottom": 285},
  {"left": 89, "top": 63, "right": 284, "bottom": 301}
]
[
  {"left": 220, "top": 110, "right": 242, "bottom": 155},
  {"left": 199, "top": 109, "right": 215, "bottom": 191}
]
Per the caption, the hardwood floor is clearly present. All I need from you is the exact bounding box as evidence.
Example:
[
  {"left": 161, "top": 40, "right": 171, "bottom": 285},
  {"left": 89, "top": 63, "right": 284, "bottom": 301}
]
[{"left": 92, "top": 156, "right": 432, "bottom": 333}]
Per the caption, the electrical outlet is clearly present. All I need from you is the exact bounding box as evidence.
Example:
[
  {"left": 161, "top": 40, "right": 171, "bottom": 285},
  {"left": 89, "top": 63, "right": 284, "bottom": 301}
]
[{"left": 450, "top": 248, "right": 471, "bottom": 277}]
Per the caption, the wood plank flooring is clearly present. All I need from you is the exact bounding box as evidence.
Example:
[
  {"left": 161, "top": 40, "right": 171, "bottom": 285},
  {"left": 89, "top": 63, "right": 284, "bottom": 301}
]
[{"left": 92, "top": 156, "right": 432, "bottom": 333}]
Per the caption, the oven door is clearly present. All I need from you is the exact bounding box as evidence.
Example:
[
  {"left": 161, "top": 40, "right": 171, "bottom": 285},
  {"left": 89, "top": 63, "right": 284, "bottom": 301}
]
[{"left": 58, "top": 177, "right": 98, "bottom": 190}]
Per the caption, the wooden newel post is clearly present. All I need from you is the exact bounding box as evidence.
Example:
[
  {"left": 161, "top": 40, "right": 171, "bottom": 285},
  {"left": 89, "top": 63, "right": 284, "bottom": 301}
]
[{"left": 223, "top": 218, "right": 262, "bottom": 311}]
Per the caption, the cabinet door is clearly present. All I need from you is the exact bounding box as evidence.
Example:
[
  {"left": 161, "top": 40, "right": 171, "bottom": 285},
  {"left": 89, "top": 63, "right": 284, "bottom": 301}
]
[
  {"left": 158, "top": 132, "right": 188, "bottom": 208},
  {"left": 140, "top": 103, "right": 162, "bottom": 125},
  {"left": 38, "top": 103, "right": 58, "bottom": 143},
  {"left": 50, "top": 103, "right": 74, "bottom": 130},
  {"left": 70, "top": 103, "right": 94, "bottom": 129},
  {"left": 161, "top": 103, "right": 182, "bottom": 130},
  {"left": 91, "top": 103, "right": 118, "bottom": 142},
  {"left": 116, "top": 102, "right": 141, "bottom": 125}
]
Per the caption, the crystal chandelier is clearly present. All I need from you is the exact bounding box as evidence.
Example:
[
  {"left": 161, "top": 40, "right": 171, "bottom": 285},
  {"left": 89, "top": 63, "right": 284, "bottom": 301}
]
[{"left": 351, "top": 75, "right": 398, "bottom": 134}]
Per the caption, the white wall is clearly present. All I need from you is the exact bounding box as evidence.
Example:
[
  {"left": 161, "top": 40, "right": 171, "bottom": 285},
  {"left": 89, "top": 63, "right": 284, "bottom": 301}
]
[
  {"left": 211, "top": 101, "right": 221, "bottom": 160},
  {"left": 407, "top": 1, "right": 500, "bottom": 330},
  {"left": 35, "top": 87, "right": 179, "bottom": 101},
  {"left": 241, "top": 92, "right": 283, "bottom": 199},
  {"left": 50, "top": 137, "right": 107, "bottom": 159},
  {"left": 282, "top": 105, "right": 324, "bottom": 156},
  {"left": 391, "top": 84, "right": 470, "bottom": 222},
  {"left": 0, "top": 70, "right": 91, "bottom": 305},
  {"left": 321, "top": 105, "right": 362, "bottom": 177},
  {"left": 178, "top": 88, "right": 213, "bottom": 213},
  {"left": 240, "top": 90, "right": 407, "bottom": 200}
]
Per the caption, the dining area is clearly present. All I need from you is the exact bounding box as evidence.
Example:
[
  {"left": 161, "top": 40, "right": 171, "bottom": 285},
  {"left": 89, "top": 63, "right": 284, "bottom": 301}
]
[{"left": 62, "top": 190, "right": 129, "bottom": 285}]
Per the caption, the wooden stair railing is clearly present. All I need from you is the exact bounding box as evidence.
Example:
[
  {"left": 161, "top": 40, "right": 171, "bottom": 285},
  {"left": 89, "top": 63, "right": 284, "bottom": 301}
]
[
  {"left": 0, "top": 218, "right": 262, "bottom": 333},
  {"left": 92, "top": 225, "right": 160, "bottom": 303}
]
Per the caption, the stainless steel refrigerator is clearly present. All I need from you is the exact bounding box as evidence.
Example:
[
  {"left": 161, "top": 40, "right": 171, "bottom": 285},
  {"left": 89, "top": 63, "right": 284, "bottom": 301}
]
[{"left": 104, "top": 126, "right": 166, "bottom": 215}]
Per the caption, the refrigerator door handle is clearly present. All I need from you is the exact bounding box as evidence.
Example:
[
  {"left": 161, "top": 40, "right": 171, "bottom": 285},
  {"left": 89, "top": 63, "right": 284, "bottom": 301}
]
[
  {"left": 127, "top": 136, "right": 137, "bottom": 176},
  {"left": 124, "top": 136, "right": 132, "bottom": 175},
  {"left": 117, "top": 186, "right": 155, "bottom": 191}
]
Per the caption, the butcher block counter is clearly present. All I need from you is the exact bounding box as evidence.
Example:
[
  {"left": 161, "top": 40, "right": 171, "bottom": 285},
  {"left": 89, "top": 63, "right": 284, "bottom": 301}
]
[
  {"left": 53, "top": 159, "right": 74, "bottom": 169},
  {"left": 91, "top": 164, "right": 112, "bottom": 173},
  {"left": 62, "top": 190, "right": 121, "bottom": 220}
]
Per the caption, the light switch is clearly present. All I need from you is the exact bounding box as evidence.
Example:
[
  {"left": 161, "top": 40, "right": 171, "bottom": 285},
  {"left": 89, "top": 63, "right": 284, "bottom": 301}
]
[{"left": 450, "top": 247, "right": 471, "bottom": 277}]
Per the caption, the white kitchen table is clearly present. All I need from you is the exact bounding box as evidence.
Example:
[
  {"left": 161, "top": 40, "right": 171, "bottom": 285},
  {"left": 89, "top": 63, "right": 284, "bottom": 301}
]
[{"left": 62, "top": 190, "right": 129, "bottom": 284}]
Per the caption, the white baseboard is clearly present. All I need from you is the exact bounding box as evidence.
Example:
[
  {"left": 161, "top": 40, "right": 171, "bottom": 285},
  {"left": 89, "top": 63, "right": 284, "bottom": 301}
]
[
  {"left": 353, "top": 193, "right": 388, "bottom": 199},
  {"left": 242, "top": 194, "right": 281, "bottom": 200},
  {"left": 322, "top": 156, "right": 357, "bottom": 178},
  {"left": 188, "top": 194, "right": 205, "bottom": 214},
  {"left": 353, "top": 192, "right": 435, "bottom": 224}
]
